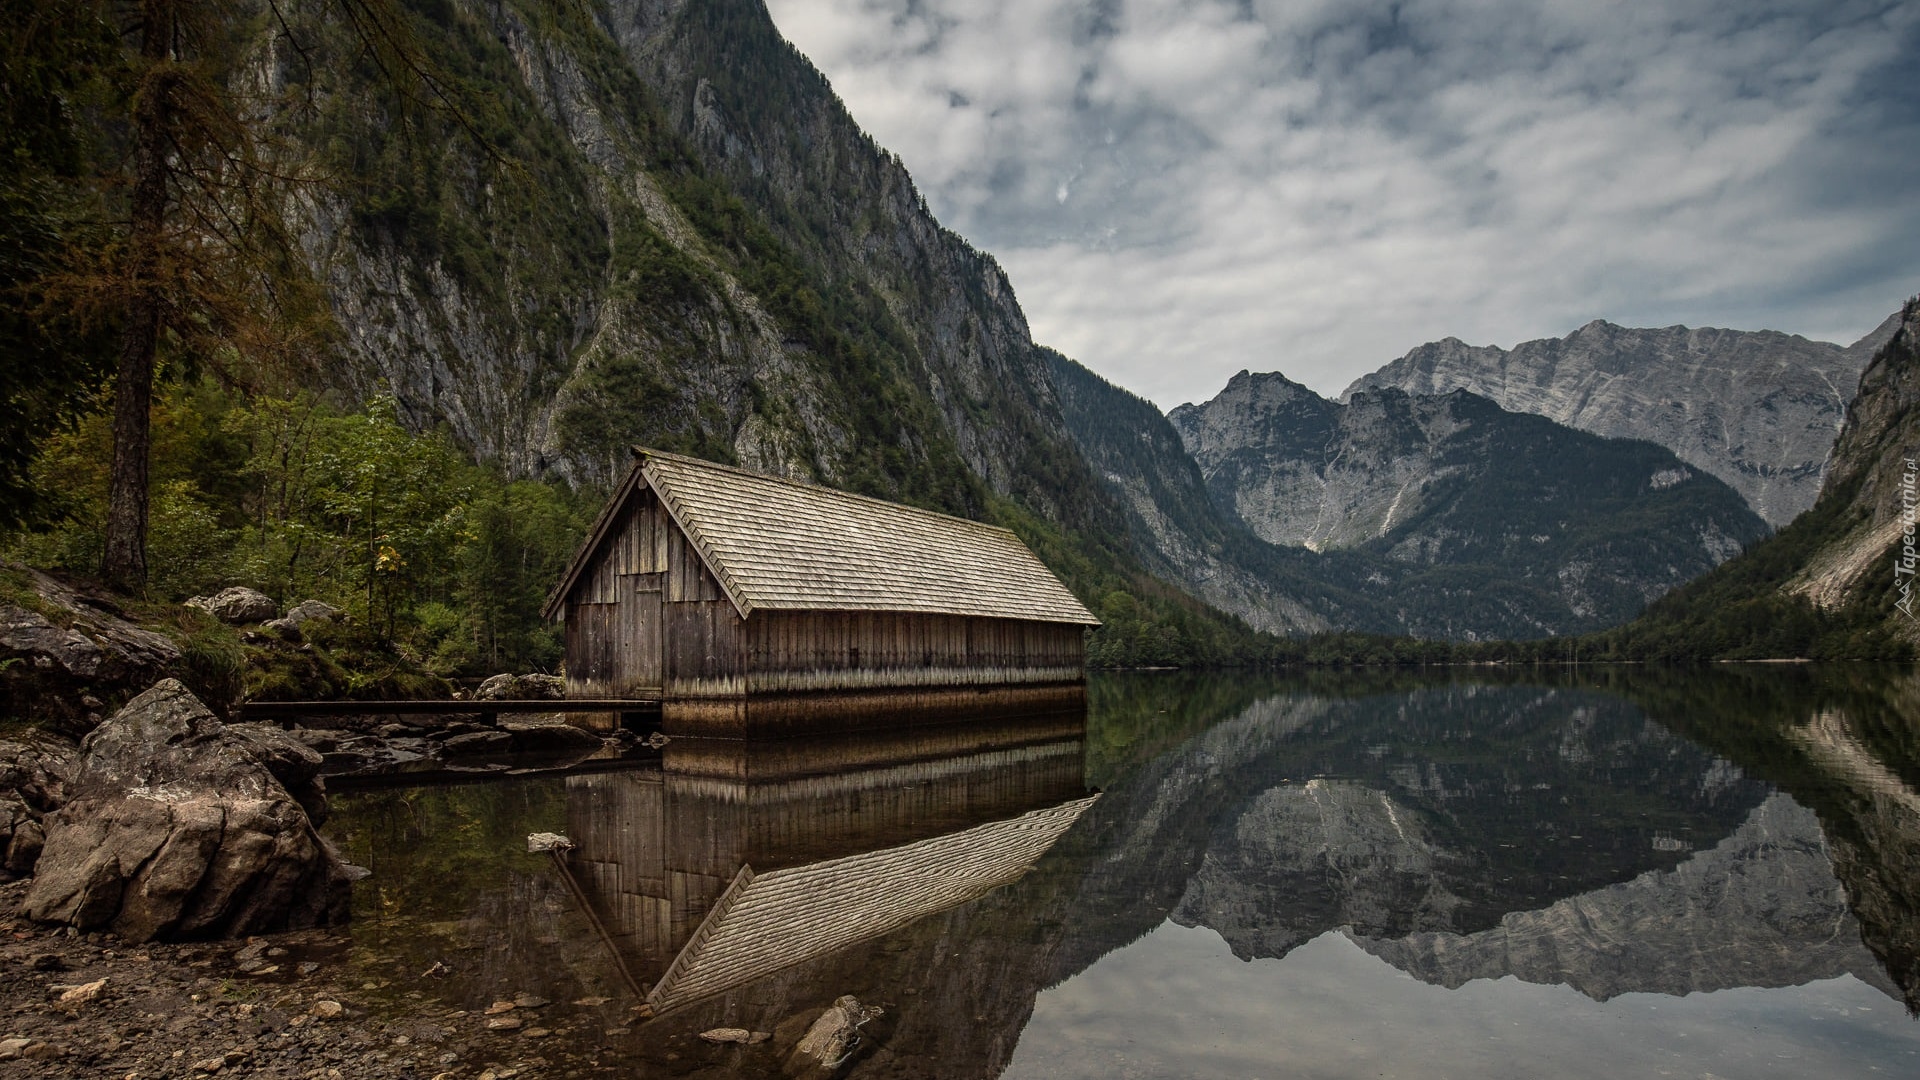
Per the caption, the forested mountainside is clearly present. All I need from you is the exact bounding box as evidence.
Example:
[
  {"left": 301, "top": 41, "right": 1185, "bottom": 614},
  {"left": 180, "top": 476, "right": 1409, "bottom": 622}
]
[
  {"left": 0, "top": 0, "right": 1290, "bottom": 674},
  {"left": 1346, "top": 314, "right": 1901, "bottom": 527},
  {"left": 293, "top": 0, "right": 1289, "bottom": 664},
  {"left": 1050, "top": 355, "right": 1766, "bottom": 640},
  {"left": 1594, "top": 299, "right": 1920, "bottom": 658}
]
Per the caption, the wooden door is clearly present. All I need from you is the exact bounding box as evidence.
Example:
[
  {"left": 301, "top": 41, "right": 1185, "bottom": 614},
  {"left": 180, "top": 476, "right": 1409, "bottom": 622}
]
[{"left": 618, "top": 572, "right": 665, "bottom": 693}]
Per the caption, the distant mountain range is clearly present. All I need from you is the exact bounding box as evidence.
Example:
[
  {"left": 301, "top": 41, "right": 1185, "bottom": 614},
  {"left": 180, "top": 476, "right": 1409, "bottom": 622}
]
[
  {"left": 1347, "top": 317, "right": 1900, "bottom": 527},
  {"left": 1054, "top": 356, "right": 1770, "bottom": 640},
  {"left": 1046, "top": 301, "right": 1909, "bottom": 643}
]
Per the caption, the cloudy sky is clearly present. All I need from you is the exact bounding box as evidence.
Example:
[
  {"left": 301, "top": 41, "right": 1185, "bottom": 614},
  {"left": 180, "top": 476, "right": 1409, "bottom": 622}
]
[{"left": 762, "top": 0, "right": 1920, "bottom": 407}]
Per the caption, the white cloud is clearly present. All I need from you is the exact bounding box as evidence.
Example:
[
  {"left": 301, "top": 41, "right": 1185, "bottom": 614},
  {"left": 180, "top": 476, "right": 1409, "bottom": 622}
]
[{"left": 766, "top": 0, "right": 1920, "bottom": 405}]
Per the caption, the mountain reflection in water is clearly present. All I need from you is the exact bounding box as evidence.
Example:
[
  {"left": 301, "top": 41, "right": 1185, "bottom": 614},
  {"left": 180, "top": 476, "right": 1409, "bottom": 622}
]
[{"left": 326, "top": 667, "right": 1920, "bottom": 1078}]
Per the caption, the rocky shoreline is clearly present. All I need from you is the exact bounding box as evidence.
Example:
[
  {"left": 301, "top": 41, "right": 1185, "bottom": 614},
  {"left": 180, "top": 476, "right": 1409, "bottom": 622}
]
[{"left": 0, "top": 876, "right": 659, "bottom": 1079}]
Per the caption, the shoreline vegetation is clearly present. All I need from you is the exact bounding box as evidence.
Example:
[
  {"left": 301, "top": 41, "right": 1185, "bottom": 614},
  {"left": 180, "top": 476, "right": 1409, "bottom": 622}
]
[{"left": 0, "top": 374, "right": 1908, "bottom": 731}]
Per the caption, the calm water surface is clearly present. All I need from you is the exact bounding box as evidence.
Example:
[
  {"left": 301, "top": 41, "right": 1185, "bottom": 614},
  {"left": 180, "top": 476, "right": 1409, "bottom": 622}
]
[{"left": 324, "top": 666, "right": 1920, "bottom": 1077}]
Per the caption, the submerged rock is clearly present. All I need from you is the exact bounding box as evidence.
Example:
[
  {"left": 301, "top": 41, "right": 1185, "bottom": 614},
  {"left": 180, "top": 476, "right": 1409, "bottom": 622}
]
[
  {"left": 786, "top": 995, "right": 881, "bottom": 1073},
  {"left": 496, "top": 716, "right": 602, "bottom": 754},
  {"left": 22, "top": 679, "right": 350, "bottom": 941},
  {"left": 440, "top": 730, "right": 514, "bottom": 757}
]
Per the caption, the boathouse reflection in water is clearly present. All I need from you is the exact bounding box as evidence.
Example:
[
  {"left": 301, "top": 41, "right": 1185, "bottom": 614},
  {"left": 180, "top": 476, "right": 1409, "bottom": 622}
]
[
  {"left": 562, "top": 708, "right": 1094, "bottom": 1017},
  {"left": 324, "top": 669, "right": 1920, "bottom": 1078}
]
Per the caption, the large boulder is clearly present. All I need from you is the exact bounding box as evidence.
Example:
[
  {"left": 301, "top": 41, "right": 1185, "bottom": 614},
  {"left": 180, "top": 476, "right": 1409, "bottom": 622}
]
[
  {"left": 261, "top": 599, "right": 344, "bottom": 642},
  {"left": 185, "top": 586, "right": 277, "bottom": 625},
  {"left": 22, "top": 680, "right": 350, "bottom": 941}
]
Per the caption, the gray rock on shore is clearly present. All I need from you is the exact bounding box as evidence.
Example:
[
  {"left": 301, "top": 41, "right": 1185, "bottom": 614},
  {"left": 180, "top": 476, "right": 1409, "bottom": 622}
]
[
  {"left": 23, "top": 679, "right": 350, "bottom": 941},
  {"left": 185, "top": 587, "right": 278, "bottom": 625},
  {"left": 475, "top": 673, "right": 566, "bottom": 701}
]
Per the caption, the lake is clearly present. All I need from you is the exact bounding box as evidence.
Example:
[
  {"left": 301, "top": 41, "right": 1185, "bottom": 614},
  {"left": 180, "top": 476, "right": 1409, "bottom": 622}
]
[{"left": 323, "top": 665, "right": 1920, "bottom": 1077}]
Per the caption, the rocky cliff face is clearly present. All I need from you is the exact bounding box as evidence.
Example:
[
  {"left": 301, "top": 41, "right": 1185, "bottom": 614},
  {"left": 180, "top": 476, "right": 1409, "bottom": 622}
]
[
  {"left": 600, "top": 0, "right": 1096, "bottom": 521},
  {"left": 1345, "top": 315, "right": 1900, "bottom": 527},
  {"left": 1162, "top": 373, "right": 1768, "bottom": 636},
  {"left": 281, "top": 0, "right": 1107, "bottom": 536},
  {"left": 1787, "top": 299, "right": 1920, "bottom": 637}
]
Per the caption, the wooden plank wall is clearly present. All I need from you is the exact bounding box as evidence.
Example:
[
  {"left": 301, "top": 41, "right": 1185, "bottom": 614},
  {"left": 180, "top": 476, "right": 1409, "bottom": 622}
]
[
  {"left": 661, "top": 519, "right": 746, "bottom": 698},
  {"left": 733, "top": 612, "right": 1086, "bottom": 696}
]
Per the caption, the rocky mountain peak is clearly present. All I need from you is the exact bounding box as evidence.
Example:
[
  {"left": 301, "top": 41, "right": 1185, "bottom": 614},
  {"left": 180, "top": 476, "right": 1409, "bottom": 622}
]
[{"left": 1345, "top": 309, "right": 1903, "bottom": 526}]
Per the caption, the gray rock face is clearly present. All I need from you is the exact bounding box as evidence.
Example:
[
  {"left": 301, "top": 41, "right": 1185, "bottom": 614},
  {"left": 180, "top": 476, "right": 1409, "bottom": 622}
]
[
  {"left": 185, "top": 587, "right": 277, "bottom": 625},
  {"left": 1173, "top": 372, "right": 1432, "bottom": 551},
  {"left": 282, "top": 0, "right": 1112, "bottom": 547},
  {"left": 606, "top": 0, "right": 1089, "bottom": 513},
  {"left": 476, "top": 673, "right": 566, "bottom": 701},
  {"left": 0, "top": 733, "right": 76, "bottom": 876},
  {"left": 0, "top": 569, "right": 181, "bottom": 736},
  {"left": 1354, "top": 794, "right": 1899, "bottom": 1002},
  {"left": 1043, "top": 351, "right": 1337, "bottom": 634},
  {"left": 1345, "top": 315, "right": 1900, "bottom": 527},
  {"left": 1164, "top": 373, "right": 1768, "bottom": 635},
  {"left": 22, "top": 680, "right": 349, "bottom": 941},
  {"left": 1786, "top": 300, "right": 1920, "bottom": 637}
]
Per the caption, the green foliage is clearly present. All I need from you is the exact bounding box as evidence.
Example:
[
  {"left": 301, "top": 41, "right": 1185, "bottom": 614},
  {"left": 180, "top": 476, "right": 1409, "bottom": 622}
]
[
  {"left": 171, "top": 608, "right": 247, "bottom": 717},
  {"left": 7, "top": 382, "right": 594, "bottom": 677},
  {"left": 0, "top": 0, "right": 118, "bottom": 530}
]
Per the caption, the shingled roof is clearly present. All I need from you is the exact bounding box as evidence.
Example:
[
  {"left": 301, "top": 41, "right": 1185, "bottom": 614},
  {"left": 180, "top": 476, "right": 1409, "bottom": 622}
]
[
  {"left": 547, "top": 450, "right": 1099, "bottom": 625},
  {"left": 645, "top": 794, "right": 1098, "bottom": 1015}
]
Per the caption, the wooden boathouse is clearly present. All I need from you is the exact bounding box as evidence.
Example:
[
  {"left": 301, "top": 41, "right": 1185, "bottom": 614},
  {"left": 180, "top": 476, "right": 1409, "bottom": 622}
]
[{"left": 541, "top": 449, "right": 1099, "bottom": 735}]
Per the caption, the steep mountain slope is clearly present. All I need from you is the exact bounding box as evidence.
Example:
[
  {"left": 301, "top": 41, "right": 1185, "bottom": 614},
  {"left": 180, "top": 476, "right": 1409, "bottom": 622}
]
[
  {"left": 1161, "top": 372, "right": 1767, "bottom": 636},
  {"left": 293, "top": 0, "right": 1093, "bottom": 519},
  {"left": 1789, "top": 300, "right": 1920, "bottom": 625},
  {"left": 1043, "top": 351, "right": 1350, "bottom": 635},
  {"left": 1345, "top": 315, "right": 1900, "bottom": 527},
  {"left": 1597, "top": 299, "right": 1920, "bottom": 658}
]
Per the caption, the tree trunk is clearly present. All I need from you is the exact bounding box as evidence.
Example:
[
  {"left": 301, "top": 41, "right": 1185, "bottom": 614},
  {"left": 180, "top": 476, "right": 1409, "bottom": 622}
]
[{"left": 101, "top": 0, "right": 176, "bottom": 591}]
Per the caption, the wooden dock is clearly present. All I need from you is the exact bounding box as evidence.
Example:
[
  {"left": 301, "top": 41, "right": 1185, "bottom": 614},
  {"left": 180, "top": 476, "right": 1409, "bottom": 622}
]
[{"left": 239, "top": 695, "right": 661, "bottom": 722}]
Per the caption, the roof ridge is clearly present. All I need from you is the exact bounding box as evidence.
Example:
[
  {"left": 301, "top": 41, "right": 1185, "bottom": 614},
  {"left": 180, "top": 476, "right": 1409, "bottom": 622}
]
[{"left": 634, "top": 447, "right": 1020, "bottom": 539}]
